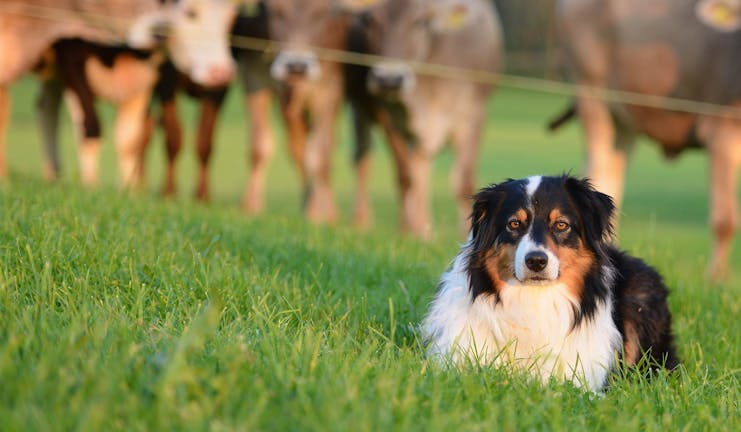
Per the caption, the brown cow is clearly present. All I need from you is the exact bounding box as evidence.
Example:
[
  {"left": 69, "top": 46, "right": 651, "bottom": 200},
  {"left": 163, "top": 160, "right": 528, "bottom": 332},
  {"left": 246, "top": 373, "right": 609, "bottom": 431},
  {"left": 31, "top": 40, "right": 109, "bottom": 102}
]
[
  {"left": 262, "top": 0, "right": 355, "bottom": 223},
  {"left": 345, "top": 0, "right": 503, "bottom": 237},
  {"left": 556, "top": 0, "right": 741, "bottom": 279},
  {"left": 0, "top": 0, "right": 240, "bottom": 185},
  {"left": 146, "top": 2, "right": 276, "bottom": 205}
]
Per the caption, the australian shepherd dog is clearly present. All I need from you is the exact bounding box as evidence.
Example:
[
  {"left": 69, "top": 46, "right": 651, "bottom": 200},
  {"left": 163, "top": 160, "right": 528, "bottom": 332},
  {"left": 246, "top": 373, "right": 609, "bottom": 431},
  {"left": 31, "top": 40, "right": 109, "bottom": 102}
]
[{"left": 422, "top": 175, "right": 678, "bottom": 391}]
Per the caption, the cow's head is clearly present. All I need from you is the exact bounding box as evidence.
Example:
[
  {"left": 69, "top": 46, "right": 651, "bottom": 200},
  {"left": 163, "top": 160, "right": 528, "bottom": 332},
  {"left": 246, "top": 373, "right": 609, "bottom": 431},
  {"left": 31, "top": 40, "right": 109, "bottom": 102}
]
[
  {"left": 265, "top": 0, "right": 351, "bottom": 82},
  {"left": 343, "top": 0, "right": 478, "bottom": 96},
  {"left": 128, "top": 0, "right": 245, "bottom": 87}
]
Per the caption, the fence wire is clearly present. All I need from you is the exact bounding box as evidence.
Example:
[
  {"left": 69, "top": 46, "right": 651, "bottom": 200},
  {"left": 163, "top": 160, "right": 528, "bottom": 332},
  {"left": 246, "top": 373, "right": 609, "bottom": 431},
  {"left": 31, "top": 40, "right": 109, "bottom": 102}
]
[{"left": 4, "top": 0, "right": 741, "bottom": 120}]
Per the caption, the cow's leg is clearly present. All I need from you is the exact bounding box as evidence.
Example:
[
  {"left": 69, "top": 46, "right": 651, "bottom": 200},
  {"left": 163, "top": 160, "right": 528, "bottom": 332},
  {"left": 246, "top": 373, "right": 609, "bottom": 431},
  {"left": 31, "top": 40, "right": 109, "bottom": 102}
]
[
  {"left": 450, "top": 105, "right": 485, "bottom": 235},
  {"left": 705, "top": 123, "right": 741, "bottom": 281},
  {"left": 404, "top": 151, "right": 434, "bottom": 238},
  {"left": 243, "top": 89, "right": 275, "bottom": 214},
  {"left": 304, "top": 96, "right": 341, "bottom": 224},
  {"left": 579, "top": 96, "right": 630, "bottom": 206},
  {"left": 57, "top": 47, "right": 105, "bottom": 187},
  {"left": 37, "top": 77, "right": 63, "bottom": 180},
  {"left": 194, "top": 89, "right": 227, "bottom": 202},
  {"left": 377, "top": 113, "right": 413, "bottom": 232},
  {"left": 351, "top": 104, "right": 373, "bottom": 229},
  {"left": 138, "top": 109, "right": 155, "bottom": 183},
  {"left": 114, "top": 90, "right": 151, "bottom": 189},
  {"left": 64, "top": 89, "right": 102, "bottom": 186},
  {"left": 0, "top": 85, "right": 9, "bottom": 182},
  {"left": 403, "top": 109, "right": 449, "bottom": 239},
  {"left": 160, "top": 96, "right": 182, "bottom": 197},
  {"left": 280, "top": 88, "right": 309, "bottom": 190}
]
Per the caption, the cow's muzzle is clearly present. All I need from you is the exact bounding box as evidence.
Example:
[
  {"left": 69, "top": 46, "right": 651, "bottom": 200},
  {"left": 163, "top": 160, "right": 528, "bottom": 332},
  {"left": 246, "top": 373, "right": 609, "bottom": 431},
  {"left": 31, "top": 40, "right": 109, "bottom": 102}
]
[
  {"left": 368, "top": 62, "right": 416, "bottom": 97},
  {"left": 271, "top": 51, "right": 321, "bottom": 81}
]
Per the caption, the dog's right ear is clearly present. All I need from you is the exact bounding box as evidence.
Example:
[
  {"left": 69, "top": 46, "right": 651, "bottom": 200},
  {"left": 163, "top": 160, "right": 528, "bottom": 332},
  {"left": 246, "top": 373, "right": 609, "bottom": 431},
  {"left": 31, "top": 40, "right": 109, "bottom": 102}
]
[
  {"left": 470, "top": 183, "right": 507, "bottom": 251},
  {"left": 468, "top": 183, "right": 508, "bottom": 301},
  {"left": 470, "top": 190, "right": 490, "bottom": 240}
]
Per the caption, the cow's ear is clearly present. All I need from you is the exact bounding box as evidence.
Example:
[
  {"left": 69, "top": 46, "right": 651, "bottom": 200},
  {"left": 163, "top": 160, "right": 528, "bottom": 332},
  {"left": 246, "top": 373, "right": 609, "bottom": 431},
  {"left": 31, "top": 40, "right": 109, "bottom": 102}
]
[
  {"left": 430, "top": 1, "right": 475, "bottom": 33},
  {"left": 335, "top": 0, "right": 386, "bottom": 12},
  {"left": 696, "top": 0, "right": 741, "bottom": 32},
  {"left": 127, "top": 10, "right": 171, "bottom": 49}
]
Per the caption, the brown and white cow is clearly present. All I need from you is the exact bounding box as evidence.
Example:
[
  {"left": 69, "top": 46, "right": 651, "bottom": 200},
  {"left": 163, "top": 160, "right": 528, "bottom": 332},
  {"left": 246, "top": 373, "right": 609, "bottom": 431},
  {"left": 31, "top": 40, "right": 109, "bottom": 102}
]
[
  {"left": 262, "top": 0, "right": 356, "bottom": 223},
  {"left": 345, "top": 0, "right": 503, "bottom": 237},
  {"left": 144, "top": 2, "right": 275, "bottom": 203},
  {"left": 0, "top": 0, "right": 240, "bottom": 185},
  {"left": 556, "top": 0, "right": 741, "bottom": 279}
]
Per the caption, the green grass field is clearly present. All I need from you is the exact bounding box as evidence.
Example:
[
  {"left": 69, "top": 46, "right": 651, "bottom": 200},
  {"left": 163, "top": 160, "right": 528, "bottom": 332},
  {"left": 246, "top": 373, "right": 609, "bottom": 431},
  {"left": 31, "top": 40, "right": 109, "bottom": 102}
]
[{"left": 1, "top": 78, "right": 739, "bottom": 430}]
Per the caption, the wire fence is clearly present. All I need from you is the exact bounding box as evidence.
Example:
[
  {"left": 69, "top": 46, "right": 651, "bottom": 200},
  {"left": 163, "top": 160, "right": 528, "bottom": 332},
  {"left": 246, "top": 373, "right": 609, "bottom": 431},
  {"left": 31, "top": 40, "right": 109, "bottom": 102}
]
[{"left": 4, "top": 0, "right": 741, "bottom": 120}]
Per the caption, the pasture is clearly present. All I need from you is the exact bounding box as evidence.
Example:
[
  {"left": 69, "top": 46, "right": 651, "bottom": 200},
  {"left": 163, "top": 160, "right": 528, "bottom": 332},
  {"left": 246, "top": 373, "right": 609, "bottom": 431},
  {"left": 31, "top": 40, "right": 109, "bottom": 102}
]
[{"left": 1, "top": 77, "right": 739, "bottom": 430}]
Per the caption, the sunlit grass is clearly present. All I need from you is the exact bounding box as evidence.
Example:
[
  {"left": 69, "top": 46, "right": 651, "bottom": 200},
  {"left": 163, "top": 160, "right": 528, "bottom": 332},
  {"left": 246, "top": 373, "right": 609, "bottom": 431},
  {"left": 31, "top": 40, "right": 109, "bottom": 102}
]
[{"left": 0, "top": 78, "right": 738, "bottom": 430}]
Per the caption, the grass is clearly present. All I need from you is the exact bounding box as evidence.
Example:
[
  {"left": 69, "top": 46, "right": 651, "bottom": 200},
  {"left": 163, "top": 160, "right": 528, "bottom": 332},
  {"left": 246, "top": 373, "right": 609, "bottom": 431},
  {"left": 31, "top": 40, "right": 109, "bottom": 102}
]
[{"left": 1, "top": 77, "right": 739, "bottom": 430}]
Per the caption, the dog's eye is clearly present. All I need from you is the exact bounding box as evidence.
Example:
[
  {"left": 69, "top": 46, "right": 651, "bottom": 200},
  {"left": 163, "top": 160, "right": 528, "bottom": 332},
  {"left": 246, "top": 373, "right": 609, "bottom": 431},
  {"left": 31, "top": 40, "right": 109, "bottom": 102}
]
[
  {"left": 553, "top": 221, "right": 570, "bottom": 232},
  {"left": 507, "top": 220, "right": 521, "bottom": 230}
]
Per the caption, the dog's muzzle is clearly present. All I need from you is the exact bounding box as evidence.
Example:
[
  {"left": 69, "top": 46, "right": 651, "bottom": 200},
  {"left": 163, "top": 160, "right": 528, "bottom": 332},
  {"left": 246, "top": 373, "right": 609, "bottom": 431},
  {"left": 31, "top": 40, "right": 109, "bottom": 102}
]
[{"left": 514, "top": 237, "right": 560, "bottom": 282}]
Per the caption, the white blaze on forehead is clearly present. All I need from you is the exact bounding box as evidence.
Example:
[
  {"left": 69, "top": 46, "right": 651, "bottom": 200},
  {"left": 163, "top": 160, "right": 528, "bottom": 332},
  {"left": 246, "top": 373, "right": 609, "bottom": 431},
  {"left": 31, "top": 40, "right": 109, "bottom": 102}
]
[
  {"left": 526, "top": 175, "right": 542, "bottom": 198},
  {"left": 514, "top": 232, "right": 560, "bottom": 282}
]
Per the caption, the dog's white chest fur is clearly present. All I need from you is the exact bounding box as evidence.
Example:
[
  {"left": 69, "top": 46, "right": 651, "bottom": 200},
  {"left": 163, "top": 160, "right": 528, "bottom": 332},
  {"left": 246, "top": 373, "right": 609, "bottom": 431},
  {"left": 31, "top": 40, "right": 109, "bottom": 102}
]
[{"left": 423, "top": 250, "right": 623, "bottom": 391}]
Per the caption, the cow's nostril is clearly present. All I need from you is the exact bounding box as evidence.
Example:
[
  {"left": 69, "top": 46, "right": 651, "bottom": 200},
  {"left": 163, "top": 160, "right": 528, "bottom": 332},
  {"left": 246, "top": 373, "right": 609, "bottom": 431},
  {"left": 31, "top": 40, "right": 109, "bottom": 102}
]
[
  {"left": 208, "top": 64, "right": 233, "bottom": 84},
  {"left": 525, "top": 251, "right": 548, "bottom": 272},
  {"left": 287, "top": 61, "right": 308, "bottom": 76},
  {"left": 378, "top": 74, "right": 403, "bottom": 90},
  {"left": 388, "top": 75, "right": 403, "bottom": 88}
]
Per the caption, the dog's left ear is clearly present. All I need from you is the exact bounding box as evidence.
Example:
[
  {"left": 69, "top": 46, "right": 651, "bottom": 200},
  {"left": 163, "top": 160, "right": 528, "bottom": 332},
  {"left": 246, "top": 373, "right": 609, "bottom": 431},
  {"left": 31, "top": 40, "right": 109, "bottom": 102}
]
[{"left": 565, "top": 177, "right": 615, "bottom": 244}]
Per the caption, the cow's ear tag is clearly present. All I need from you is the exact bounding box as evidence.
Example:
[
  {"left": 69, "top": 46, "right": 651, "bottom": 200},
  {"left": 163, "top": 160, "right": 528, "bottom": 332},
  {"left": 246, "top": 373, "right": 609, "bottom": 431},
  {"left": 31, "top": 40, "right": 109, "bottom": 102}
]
[
  {"left": 432, "top": 2, "right": 471, "bottom": 32},
  {"left": 235, "top": 0, "right": 259, "bottom": 16},
  {"left": 696, "top": 0, "right": 741, "bottom": 32},
  {"left": 337, "top": 0, "right": 385, "bottom": 12}
]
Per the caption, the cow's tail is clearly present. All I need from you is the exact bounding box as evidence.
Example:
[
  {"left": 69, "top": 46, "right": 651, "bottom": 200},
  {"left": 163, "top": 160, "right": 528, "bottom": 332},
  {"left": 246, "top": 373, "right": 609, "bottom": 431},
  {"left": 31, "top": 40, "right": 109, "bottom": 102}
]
[{"left": 547, "top": 101, "right": 577, "bottom": 131}]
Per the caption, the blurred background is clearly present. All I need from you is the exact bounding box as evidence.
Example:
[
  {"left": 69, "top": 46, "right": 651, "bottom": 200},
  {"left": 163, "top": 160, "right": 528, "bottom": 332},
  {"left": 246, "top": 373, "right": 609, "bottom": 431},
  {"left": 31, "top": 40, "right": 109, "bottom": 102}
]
[{"left": 1, "top": 0, "right": 737, "bottom": 278}]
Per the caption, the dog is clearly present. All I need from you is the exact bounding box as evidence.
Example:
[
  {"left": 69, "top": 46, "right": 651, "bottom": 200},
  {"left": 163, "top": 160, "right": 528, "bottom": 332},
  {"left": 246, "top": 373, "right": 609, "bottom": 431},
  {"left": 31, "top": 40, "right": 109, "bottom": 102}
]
[{"left": 422, "top": 175, "right": 678, "bottom": 391}]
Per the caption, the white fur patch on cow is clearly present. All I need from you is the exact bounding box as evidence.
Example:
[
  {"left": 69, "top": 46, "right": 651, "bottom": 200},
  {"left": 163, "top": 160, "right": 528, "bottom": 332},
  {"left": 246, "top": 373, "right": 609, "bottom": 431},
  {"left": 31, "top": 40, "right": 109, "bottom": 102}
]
[
  {"left": 78, "top": 138, "right": 102, "bottom": 186},
  {"left": 85, "top": 56, "right": 158, "bottom": 104}
]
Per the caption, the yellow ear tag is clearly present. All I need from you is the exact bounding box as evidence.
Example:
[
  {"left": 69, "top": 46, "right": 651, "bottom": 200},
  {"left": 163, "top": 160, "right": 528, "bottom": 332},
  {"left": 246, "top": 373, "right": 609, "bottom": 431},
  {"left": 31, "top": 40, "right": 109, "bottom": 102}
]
[
  {"left": 446, "top": 5, "right": 468, "bottom": 30},
  {"left": 696, "top": 0, "right": 741, "bottom": 32},
  {"left": 342, "top": 0, "right": 382, "bottom": 9}
]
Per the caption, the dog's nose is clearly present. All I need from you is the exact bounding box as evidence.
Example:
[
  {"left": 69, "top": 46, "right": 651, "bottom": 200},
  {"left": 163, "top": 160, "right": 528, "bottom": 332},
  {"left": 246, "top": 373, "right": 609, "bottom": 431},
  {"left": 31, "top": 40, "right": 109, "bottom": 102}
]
[{"left": 525, "top": 251, "right": 548, "bottom": 272}]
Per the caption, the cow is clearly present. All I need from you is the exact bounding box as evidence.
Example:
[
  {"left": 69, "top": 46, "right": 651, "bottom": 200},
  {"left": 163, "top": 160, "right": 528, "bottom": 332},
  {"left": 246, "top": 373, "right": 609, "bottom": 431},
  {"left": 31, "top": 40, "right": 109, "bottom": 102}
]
[
  {"left": 0, "top": 0, "right": 241, "bottom": 185},
  {"left": 555, "top": 0, "right": 741, "bottom": 280},
  {"left": 344, "top": 0, "right": 503, "bottom": 237},
  {"left": 143, "top": 2, "right": 276, "bottom": 205},
  {"left": 262, "top": 0, "right": 357, "bottom": 223}
]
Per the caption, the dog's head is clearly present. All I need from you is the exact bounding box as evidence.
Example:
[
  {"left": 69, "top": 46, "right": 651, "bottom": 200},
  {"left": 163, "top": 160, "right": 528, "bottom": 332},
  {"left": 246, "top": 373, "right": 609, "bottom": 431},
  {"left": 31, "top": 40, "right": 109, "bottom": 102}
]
[{"left": 467, "top": 175, "right": 615, "bottom": 299}]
